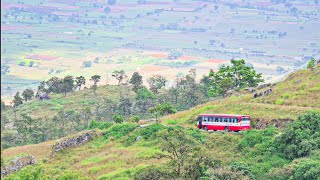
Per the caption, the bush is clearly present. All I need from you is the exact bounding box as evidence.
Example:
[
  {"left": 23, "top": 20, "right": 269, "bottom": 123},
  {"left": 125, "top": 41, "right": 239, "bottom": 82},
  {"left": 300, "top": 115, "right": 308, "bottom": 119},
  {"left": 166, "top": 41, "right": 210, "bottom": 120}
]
[
  {"left": 237, "top": 127, "right": 278, "bottom": 149},
  {"left": 134, "top": 166, "right": 173, "bottom": 180},
  {"left": 139, "top": 124, "right": 166, "bottom": 140},
  {"left": 274, "top": 112, "right": 320, "bottom": 160},
  {"left": 112, "top": 114, "right": 124, "bottom": 124},
  {"left": 129, "top": 115, "right": 140, "bottom": 123},
  {"left": 88, "top": 120, "right": 113, "bottom": 130},
  {"left": 275, "top": 99, "right": 285, "bottom": 105},
  {"left": 166, "top": 119, "right": 177, "bottom": 125},
  {"left": 104, "top": 123, "right": 136, "bottom": 140}
]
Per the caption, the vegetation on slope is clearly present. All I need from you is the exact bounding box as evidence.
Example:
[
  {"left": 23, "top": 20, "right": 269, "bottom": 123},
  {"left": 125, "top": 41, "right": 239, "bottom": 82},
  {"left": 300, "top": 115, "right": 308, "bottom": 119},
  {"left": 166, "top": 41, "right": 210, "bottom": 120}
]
[
  {"left": 3, "top": 112, "right": 320, "bottom": 179},
  {"left": 1, "top": 61, "right": 319, "bottom": 179}
]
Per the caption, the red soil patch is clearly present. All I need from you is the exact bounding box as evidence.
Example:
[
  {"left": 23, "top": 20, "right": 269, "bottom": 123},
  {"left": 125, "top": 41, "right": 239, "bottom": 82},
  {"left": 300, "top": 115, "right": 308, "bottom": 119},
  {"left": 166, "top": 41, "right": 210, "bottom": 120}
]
[
  {"left": 150, "top": 53, "right": 168, "bottom": 58},
  {"left": 26, "top": 54, "right": 58, "bottom": 61},
  {"left": 179, "top": 56, "right": 197, "bottom": 60},
  {"left": 207, "top": 59, "right": 228, "bottom": 63}
]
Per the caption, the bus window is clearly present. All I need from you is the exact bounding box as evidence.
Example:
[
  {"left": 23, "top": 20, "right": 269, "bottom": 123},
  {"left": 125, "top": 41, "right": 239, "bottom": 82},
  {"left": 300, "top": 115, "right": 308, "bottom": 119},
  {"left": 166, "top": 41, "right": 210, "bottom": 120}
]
[
  {"left": 215, "top": 118, "right": 218, "bottom": 122},
  {"left": 223, "top": 118, "right": 226, "bottom": 122},
  {"left": 209, "top": 117, "right": 213, "bottom": 122},
  {"left": 242, "top": 117, "right": 250, "bottom": 121},
  {"left": 235, "top": 118, "right": 238, "bottom": 123}
]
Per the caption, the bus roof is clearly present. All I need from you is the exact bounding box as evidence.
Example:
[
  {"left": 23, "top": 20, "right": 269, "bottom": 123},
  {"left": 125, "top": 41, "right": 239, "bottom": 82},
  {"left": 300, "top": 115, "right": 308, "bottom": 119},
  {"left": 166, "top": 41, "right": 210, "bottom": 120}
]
[{"left": 198, "top": 114, "right": 250, "bottom": 117}]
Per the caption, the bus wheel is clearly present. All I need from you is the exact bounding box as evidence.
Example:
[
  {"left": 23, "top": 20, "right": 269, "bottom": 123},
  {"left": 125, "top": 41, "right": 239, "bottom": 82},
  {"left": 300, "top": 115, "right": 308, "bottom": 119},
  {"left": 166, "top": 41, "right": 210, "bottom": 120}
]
[
  {"left": 204, "top": 126, "right": 208, "bottom": 131},
  {"left": 224, "top": 127, "right": 229, "bottom": 132}
]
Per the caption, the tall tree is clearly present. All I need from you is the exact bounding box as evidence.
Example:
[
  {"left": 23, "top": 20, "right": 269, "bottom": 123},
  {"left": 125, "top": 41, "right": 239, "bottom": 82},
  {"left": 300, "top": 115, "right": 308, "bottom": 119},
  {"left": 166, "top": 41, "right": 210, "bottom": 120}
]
[
  {"left": 129, "top": 72, "right": 143, "bottom": 92},
  {"left": 147, "top": 75, "right": 167, "bottom": 94},
  {"left": 62, "top": 76, "right": 74, "bottom": 96},
  {"left": 90, "top": 75, "right": 101, "bottom": 95},
  {"left": 206, "top": 59, "right": 264, "bottom": 97},
  {"left": 75, "top": 76, "right": 86, "bottom": 90},
  {"left": 117, "top": 97, "right": 132, "bottom": 116},
  {"left": 46, "top": 76, "right": 63, "bottom": 94},
  {"left": 22, "top": 89, "right": 34, "bottom": 101},
  {"left": 13, "top": 92, "right": 23, "bottom": 108},
  {"left": 149, "top": 102, "right": 176, "bottom": 123},
  {"left": 82, "top": 107, "right": 92, "bottom": 128},
  {"left": 14, "top": 114, "right": 33, "bottom": 143},
  {"left": 112, "top": 70, "right": 127, "bottom": 85}
]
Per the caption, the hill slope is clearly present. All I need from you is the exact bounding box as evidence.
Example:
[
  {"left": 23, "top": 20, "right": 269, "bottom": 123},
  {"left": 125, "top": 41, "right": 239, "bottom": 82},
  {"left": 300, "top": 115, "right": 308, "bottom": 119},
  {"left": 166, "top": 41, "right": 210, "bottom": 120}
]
[{"left": 2, "top": 65, "right": 320, "bottom": 179}]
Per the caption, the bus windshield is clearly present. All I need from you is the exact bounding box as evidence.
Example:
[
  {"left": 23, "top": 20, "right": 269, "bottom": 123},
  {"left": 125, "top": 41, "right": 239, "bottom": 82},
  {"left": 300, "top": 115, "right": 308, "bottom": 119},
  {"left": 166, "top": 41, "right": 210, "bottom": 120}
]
[{"left": 242, "top": 117, "right": 250, "bottom": 121}]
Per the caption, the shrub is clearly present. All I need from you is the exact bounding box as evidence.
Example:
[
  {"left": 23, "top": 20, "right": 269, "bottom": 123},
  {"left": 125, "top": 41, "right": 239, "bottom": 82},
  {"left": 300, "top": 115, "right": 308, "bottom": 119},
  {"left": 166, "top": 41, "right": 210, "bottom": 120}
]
[
  {"left": 112, "top": 114, "right": 124, "bottom": 124},
  {"left": 139, "top": 124, "right": 166, "bottom": 140},
  {"left": 274, "top": 112, "right": 320, "bottom": 160},
  {"left": 275, "top": 99, "right": 285, "bottom": 105},
  {"left": 88, "top": 120, "right": 113, "bottom": 130},
  {"left": 134, "top": 166, "right": 173, "bottom": 180},
  {"left": 104, "top": 123, "right": 136, "bottom": 140},
  {"left": 166, "top": 119, "right": 177, "bottom": 125},
  {"left": 129, "top": 115, "right": 140, "bottom": 123},
  {"left": 237, "top": 127, "right": 278, "bottom": 149}
]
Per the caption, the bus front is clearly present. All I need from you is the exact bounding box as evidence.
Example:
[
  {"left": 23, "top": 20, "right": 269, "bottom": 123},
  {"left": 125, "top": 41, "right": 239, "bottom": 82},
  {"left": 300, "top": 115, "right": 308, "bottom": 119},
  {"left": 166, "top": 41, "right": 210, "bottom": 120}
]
[{"left": 240, "top": 116, "right": 251, "bottom": 130}]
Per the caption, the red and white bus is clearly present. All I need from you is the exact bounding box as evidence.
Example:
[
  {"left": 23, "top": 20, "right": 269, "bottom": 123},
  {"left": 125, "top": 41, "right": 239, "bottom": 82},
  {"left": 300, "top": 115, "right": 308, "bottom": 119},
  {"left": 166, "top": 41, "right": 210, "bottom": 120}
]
[{"left": 196, "top": 114, "right": 251, "bottom": 132}]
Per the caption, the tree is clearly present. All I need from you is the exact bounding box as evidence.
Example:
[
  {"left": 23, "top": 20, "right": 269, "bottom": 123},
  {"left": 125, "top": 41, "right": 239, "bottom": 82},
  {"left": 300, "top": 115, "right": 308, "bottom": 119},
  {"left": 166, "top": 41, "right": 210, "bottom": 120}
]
[
  {"left": 104, "top": 7, "right": 111, "bottom": 14},
  {"left": 307, "top": 58, "right": 316, "bottom": 69},
  {"left": 75, "top": 76, "right": 86, "bottom": 90},
  {"left": 206, "top": 59, "right": 264, "bottom": 97},
  {"left": 62, "top": 76, "right": 74, "bottom": 96},
  {"left": 108, "top": 0, "right": 116, "bottom": 5},
  {"left": 14, "top": 114, "right": 33, "bottom": 143},
  {"left": 22, "top": 89, "right": 34, "bottom": 101},
  {"left": 129, "top": 115, "right": 140, "bottom": 123},
  {"left": 1, "top": 100, "right": 6, "bottom": 111},
  {"left": 112, "top": 114, "right": 124, "bottom": 124},
  {"left": 90, "top": 75, "right": 101, "bottom": 95},
  {"left": 112, "top": 70, "right": 127, "bottom": 85},
  {"left": 157, "top": 128, "right": 219, "bottom": 179},
  {"left": 118, "top": 97, "right": 132, "bottom": 116},
  {"left": 274, "top": 112, "right": 320, "bottom": 160},
  {"left": 147, "top": 75, "right": 167, "bottom": 94},
  {"left": 129, "top": 72, "right": 143, "bottom": 92},
  {"left": 13, "top": 92, "right": 23, "bottom": 108},
  {"left": 82, "top": 107, "right": 92, "bottom": 128},
  {"left": 149, "top": 103, "right": 176, "bottom": 123},
  {"left": 46, "top": 76, "right": 63, "bottom": 94},
  {"left": 135, "top": 87, "right": 156, "bottom": 114}
]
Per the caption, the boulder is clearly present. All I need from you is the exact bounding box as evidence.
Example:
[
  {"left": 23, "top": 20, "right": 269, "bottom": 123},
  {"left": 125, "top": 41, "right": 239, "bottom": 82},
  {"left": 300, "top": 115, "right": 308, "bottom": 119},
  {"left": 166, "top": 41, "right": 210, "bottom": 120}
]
[
  {"left": 50, "top": 129, "right": 100, "bottom": 157},
  {"left": 1, "top": 155, "right": 36, "bottom": 177}
]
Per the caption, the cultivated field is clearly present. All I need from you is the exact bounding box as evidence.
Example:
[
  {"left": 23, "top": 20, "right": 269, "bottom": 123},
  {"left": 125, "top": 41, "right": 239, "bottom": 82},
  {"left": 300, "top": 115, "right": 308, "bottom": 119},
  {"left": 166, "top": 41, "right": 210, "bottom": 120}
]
[{"left": 1, "top": 0, "right": 320, "bottom": 101}]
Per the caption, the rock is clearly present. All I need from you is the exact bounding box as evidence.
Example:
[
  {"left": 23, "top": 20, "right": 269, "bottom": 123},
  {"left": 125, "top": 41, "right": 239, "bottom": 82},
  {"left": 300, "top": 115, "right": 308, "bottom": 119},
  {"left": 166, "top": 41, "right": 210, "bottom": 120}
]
[
  {"left": 50, "top": 130, "right": 100, "bottom": 157},
  {"left": 1, "top": 155, "right": 36, "bottom": 177},
  {"left": 257, "top": 83, "right": 271, "bottom": 90},
  {"left": 136, "top": 136, "right": 142, "bottom": 141}
]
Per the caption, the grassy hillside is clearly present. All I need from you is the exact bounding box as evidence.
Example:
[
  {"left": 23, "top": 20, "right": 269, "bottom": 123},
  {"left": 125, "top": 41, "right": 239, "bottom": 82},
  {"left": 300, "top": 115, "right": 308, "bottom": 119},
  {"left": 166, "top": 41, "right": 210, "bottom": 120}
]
[
  {"left": 2, "top": 65, "right": 320, "bottom": 179},
  {"left": 5, "top": 85, "right": 135, "bottom": 120},
  {"left": 162, "top": 64, "right": 320, "bottom": 126}
]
